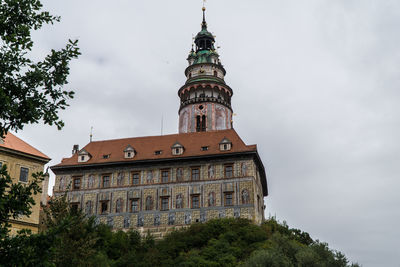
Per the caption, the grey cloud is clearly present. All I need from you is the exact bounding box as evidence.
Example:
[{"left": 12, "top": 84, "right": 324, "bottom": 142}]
[{"left": 16, "top": 1, "right": 400, "bottom": 266}]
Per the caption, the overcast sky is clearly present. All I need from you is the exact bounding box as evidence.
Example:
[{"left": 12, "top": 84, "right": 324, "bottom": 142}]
[{"left": 15, "top": 0, "right": 400, "bottom": 266}]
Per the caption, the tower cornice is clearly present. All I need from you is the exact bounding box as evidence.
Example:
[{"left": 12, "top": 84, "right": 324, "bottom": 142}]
[
  {"left": 179, "top": 97, "right": 233, "bottom": 113},
  {"left": 178, "top": 81, "right": 233, "bottom": 97},
  {"left": 184, "top": 62, "right": 226, "bottom": 77}
]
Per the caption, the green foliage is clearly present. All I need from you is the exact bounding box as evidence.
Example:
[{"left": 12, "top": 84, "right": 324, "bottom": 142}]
[
  {"left": 1, "top": 193, "right": 362, "bottom": 267},
  {"left": 0, "top": 0, "right": 80, "bottom": 138}
]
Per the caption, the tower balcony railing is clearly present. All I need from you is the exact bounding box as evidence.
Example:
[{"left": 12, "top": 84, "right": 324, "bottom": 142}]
[
  {"left": 179, "top": 96, "right": 232, "bottom": 110},
  {"left": 185, "top": 75, "right": 225, "bottom": 85}
]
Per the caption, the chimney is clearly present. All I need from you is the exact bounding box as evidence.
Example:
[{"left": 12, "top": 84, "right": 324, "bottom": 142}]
[
  {"left": 72, "top": 144, "right": 79, "bottom": 155},
  {"left": 41, "top": 170, "right": 50, "bottom": 206}
]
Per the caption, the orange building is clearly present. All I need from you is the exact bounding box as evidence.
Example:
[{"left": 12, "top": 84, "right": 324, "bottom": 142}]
[{"left": 0, "top": 133, "right": 50, "bottom": 235}]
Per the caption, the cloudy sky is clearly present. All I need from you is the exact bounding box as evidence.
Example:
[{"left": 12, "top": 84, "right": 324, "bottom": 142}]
[{"left": 15, "top": 0, "right": 400, "bottom": 266}]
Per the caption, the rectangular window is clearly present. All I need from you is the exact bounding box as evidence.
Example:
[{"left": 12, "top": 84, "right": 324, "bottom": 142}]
[
  {"left": 131, "top": 199, "right": 139, "bottom": 212},
  {"left": 101, "top": 201, "right": 108, "bottom": 214},
  {"left": 132, "top": 172, "right": 140, "bottom": 185},
  {"left": 71, "top": 203, "right": 79, "bottom": 212},
  {"left": 201, "top": 146, "right": 209, "bottom": 151},
  {"left": 161, "top": 197, "right": 169, "bottom": 211},
  {"left": 73, "top": 177, "right": 81, "bottom": 190},
  {"left": 224, "top": 164, "right": 233, "bottom": 178},
  {"left": 191, "top": 167, "right": 200, "bottom": 181},
  {"left": 102, "top": 175, "right": 110, "bottom": 188},
  {"left": 161, "top": 170, "right": 169, "bottom": 183},
  {"left": 225, "top": 193, "right": 233, "bottom": 206},
  {"left": 19, "top": 167, "right": 29, "bottom": 182},
  {"left": 191, "top": 195, "right": 200, "bottom": 208}
]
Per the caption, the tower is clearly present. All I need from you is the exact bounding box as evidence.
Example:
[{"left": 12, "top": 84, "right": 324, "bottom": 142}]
[{"left": 178, "top": 8, "right": 233, "bottom": 133}]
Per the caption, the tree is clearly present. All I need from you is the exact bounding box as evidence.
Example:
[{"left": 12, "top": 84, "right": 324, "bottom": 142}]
[
  {"left": 0, "top": 0, "right": 80, "bottom": 138},
  {"left": 0, "top": 0, "right": 79, "bottom": 239}
]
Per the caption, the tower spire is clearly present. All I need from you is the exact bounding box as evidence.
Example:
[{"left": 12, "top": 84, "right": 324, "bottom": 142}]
[{"left": 202, "top": 4, "right": 207, "bottom": 30}]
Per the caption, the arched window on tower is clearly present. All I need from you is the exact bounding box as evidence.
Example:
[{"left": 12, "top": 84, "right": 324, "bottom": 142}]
[
  {"left": 206, "top": 40, "right": 211, "bottom": 49},
  {"left": 196, "top": 115, "right": 201, "bottom": 132},
  {"left": 201, "top": 115, "right": 206, "bottom": 131},
  {"left": 214, "top": 71, "right": 218, "bottom": 77}
]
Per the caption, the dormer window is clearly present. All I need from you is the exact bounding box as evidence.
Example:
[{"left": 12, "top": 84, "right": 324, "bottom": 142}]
[
  {"left": 154, "top": 150, "right": 162, "bottom": 155},
  {"left": 124, "top": 145, "right": 135, "bottom": 159},
  {"left": 219, "top": 138, "right": 232, "bottom": 151},
  {"left": 103, "top": 154, "right": 110, "bottom": 159},
  {"left": 78, "top": 149, "right": 91, "bottom": 163},
  {"left": 201, "top": 146, "right": 209, "bottom": 151},
  {"left": 171, "top": 142, "right": 184, "bottom": 156}
]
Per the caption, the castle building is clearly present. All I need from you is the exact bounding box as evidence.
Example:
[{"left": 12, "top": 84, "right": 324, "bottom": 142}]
[
  {"left": 0, "top": 132, "right": 50, "bottom": 235},
  {"left": 51, "top": 8, "right": 268, "bottom": 236}
]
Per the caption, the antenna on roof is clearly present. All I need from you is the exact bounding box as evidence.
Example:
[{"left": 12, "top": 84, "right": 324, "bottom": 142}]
[
  {"left": 161, "top": 115, "right": 164, "bottom": 136},
  {"left": 90, "top": 126, "right": 93, "bottom": 142}
]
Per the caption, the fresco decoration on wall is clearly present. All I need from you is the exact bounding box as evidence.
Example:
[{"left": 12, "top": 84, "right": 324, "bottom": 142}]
[
  {"left": 176, "top": 168, "right": 183, "bottom": 181},
  {"left": 124, "top": 217, "right": 130, "bottom": 228},
  {"left": 208, "top": 165, "right": 215, "bottom": 179},
  {"left": 87, "top": 174, "right": 95, "bottom": 188},
  {"left": 241, "top": 163, "right": 248, "bottom": 176},
  {"left": 117, "top": 172, "right": 125, "bottom": 186},
  {"left": 145, "top": 196, "right": 153, "bottom": 210},
  {"left": 59, "top": 176, "right": 66, "bottom": 191},
  {"left": 242, "top": 189, "right": 250, "bottom": 204},
  {"left": 147, "top": 170, "right": 153, "bottom": 184},
  {"left": 216, "top": 106, "right": 226, "bottom": 130},
  {"left": 208, "top": 192, "right": 216, "bottom": 207},
  {"left": 176, "top": 194, "right": 184, "bottom": 209},
  {"left": 85, "top": 201, "right": 92, "bottom": 215},
  {"left": 115, "top": 198, "right": 123, "bottom": 213}
]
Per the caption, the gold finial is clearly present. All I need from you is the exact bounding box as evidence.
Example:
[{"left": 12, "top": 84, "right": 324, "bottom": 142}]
[{"left": 202, "top": 0, "right": 207, "bottom": 26}]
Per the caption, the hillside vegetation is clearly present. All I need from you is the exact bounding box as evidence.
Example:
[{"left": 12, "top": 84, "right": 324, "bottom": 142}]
[{"left": 0, "top": 196, "right": 360, "bottom": 266}]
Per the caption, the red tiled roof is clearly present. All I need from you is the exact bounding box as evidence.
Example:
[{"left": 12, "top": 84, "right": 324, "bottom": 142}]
[
  {"left": 0, "top": 132, "right": 50, "bottom": 161},
  {"left": 55, "top": 129, "right": 257, "bottom": 167}
]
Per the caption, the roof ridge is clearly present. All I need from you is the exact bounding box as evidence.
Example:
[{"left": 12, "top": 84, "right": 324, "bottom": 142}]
[
  {"left": 88, "top": 129, "right": 235, "bottom": 143},
  {"left": 54, "top": 129, "right": 254, "bottom": 168}
]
